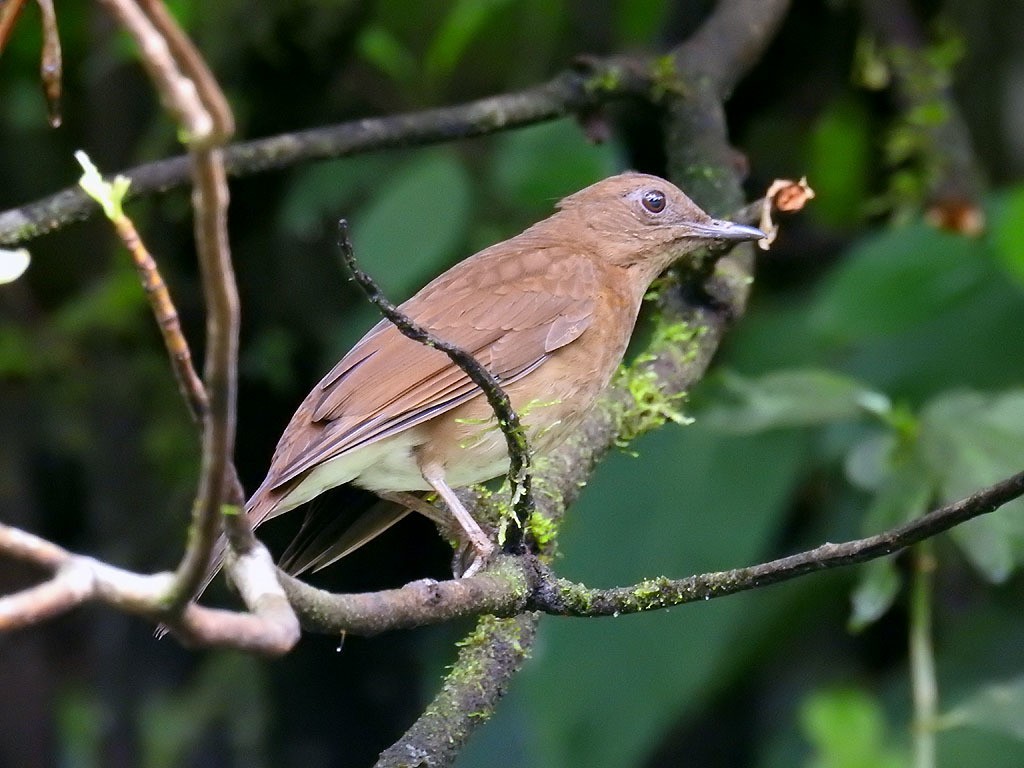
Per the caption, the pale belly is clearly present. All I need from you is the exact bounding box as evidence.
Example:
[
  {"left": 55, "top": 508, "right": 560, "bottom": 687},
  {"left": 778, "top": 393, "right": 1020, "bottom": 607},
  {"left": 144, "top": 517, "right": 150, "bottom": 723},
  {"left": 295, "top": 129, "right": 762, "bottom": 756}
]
[{"left": 352, "top": 346, "right": 614, "bottom": 493}]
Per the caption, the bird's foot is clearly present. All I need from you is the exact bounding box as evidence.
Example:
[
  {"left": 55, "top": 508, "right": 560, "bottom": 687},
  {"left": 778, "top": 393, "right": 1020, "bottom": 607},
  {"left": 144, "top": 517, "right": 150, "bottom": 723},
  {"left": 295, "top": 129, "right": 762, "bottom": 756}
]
[{"left": 452, "top": 537, "right": 495, "bottom": 578}]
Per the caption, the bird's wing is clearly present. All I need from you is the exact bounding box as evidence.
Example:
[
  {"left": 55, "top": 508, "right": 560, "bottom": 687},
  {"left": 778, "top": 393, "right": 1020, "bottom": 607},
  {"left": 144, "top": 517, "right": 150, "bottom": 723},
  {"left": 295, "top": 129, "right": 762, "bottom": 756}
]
[{"left": 262, "top": 244, "right": 597, "bottom": 492}]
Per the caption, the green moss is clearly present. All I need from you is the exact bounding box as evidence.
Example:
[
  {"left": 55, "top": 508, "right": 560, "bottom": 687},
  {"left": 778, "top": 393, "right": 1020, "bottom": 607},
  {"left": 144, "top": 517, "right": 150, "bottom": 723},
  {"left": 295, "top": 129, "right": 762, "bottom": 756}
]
[
  {"left": 525, "top": 509, "right": 558, "bottom": 548},
  {"left": 632, "top": 577, "right": 673, "bottom": 610},
  {"left": 633, "top": 319, "right": 703, "bottom": 365},
  {"left": 607, "top": 319, "right": 704, "bottom": 445},
  {"left": 557, "top": 580, "right": 595, "bottom": 613},
  {"left": 650, "top": 54, "right": 682, "bottom": 100},
  {"left": 466, "top": 482, "right": 509, "bottom": 537},
  {"left": 455, "top": 614, "right": 507, "bottom": 649},
  {"left": 613, "top": 367, "right": 692, "bottom": 444},
  {"left": 585, "top": 64, "right": 622, "bottom": 94}
]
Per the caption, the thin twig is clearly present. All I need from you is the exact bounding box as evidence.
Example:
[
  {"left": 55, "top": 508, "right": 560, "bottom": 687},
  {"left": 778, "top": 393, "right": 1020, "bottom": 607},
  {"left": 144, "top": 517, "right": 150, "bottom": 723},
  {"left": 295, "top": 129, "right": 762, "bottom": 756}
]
[
  {"left": 0, "top": 0, "right": 28, "bottom": 54},
  {"left": 530, "top": 469, "right": 1024, "bottom": 616},
  {"left": 173, "top": 145, "right": 241, "bottom": 603},
  {"left": 77, "top": 151, "right": 208, "bottom": 420},
  {"left": 36, "top": 0, "right": 62, "bottom": 127},
  {"left": 337, "top": 220, "right": 534, "bottom": 543},
  {"left": 280, "top": 555, "right": 532, "bottom": 636},
  {"left": 124, "top": 210, "right": 209, "bottom": 420},
  {"left": 95, "top": 0, "right": 212, "bottom": 144},
  {"left": 92, "top": 0, "right": 248, "bottom": 610},
  {"left": 137, "top": 0, "right": 233, "bottom": 140},
  {"left": 0, "top": 522, "right": 298, "bottom": 652}
]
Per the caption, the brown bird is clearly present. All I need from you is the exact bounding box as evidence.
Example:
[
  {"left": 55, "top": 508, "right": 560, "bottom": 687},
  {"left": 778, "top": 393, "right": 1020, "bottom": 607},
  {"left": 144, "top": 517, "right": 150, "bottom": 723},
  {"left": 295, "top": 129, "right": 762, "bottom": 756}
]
[{"left": 214, "top": 172, "right": 763, "bottom": 585}]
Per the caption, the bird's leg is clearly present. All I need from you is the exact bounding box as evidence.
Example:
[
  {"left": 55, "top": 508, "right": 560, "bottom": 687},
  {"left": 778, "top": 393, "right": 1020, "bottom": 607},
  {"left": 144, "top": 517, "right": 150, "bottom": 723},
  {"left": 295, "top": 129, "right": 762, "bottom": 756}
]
[{"left": 417, "top": 459, "right": 494, "bottom": 575}]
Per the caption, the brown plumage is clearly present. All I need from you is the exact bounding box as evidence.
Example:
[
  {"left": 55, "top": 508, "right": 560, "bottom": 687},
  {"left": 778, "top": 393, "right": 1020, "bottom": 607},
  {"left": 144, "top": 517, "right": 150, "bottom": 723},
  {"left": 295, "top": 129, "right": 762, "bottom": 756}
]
[{"left": 209, "top": 171, "right": 763, "bottom": 587}]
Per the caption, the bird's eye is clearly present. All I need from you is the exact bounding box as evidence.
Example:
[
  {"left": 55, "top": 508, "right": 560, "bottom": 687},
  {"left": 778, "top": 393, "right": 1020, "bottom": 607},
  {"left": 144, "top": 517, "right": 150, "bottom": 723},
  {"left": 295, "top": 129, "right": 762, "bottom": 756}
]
[{"left": 641, "top": 189, "right": 666, "bottom": 214}]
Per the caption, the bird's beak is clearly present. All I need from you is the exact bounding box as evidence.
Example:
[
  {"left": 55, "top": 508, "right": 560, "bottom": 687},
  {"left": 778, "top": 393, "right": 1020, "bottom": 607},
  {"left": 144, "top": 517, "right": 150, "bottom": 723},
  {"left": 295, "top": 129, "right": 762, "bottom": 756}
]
[{"left": 686, "top": 218, "right": 766, "bottom": 242}]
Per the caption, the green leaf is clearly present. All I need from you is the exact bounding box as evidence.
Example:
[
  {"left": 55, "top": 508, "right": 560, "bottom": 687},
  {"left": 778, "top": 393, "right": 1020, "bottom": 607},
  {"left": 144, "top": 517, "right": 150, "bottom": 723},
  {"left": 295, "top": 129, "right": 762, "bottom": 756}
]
[
  {"left": 849, "top": 558, "right": 902, "bottom": 632},
  {"left": 919, "top": 389, "right": 1024, "bottom": 582},
  {"left": 697, "top": 369, "right": 884, "bottom": 434},
  {"left": 844, "top": 432, "right": 895, "bottom": 491},
  {"left": 801, "top": 688, "right": 908, "bottom": 768},
  {"left": 489, "top": 120, "right": 618, "bottom": 211},
  {"left": 424, "top": 0, "right": 515, "bottom": 81},
  {"left": 508, "top": 428, "right": 808, "bottom": 768},
  {"left": 944, "top": 677, "right": 1024, "bottom": 742},
  {"left": 858, "top": 443, "right": 934, "bottom": 533},
  {"left": 809, "top": 224, "right": 990, "bottom": 344},
  {"left": 806, "top": 97, "right": 872, "bottom": 227},
  {"left": 356, "top": 25, "right": 417, "bottom": 85},
  {"left": 278, "top": 155, "right": 391, "bottom": 238},
  {"left": 989, "top": 186, "right": 1024, "bottom": 287},
  {"left": 350, "top": 151, "right": 473, "bottom": 300},
  {"left": 848, "top": 432, "right": 933, "bottom": 629}
]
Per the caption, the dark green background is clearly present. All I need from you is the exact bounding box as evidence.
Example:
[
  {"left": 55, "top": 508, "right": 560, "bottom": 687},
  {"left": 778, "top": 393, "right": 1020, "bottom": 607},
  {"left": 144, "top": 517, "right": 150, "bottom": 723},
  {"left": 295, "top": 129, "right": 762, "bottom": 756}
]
[{"left": 1, "top": 1, "right": 1023, "bottom": 766}]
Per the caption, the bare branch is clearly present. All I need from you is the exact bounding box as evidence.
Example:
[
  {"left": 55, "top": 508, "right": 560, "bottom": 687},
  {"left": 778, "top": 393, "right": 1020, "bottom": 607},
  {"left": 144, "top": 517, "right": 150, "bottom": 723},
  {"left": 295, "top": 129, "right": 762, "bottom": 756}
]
[
  {"left": 173, "top": 145, "right": 240, "bottom": 604},
  {"left": 0, "top": 57, "right": 652, "bottom": 245},
  {"left": 95, "top": 0, "right": 213, "bottom": 144},
  {"left": 0, "top": 522, "right": 299, "bottom": 652},
  {"left": 281, "top": 556, "right": 532, "bottom": 636},
  {"left": 86, "top": 2, "right": 263, "bottom": 623},
  {"left": 0, "top": 0, "right": 29, "bottom": 55},
  {"left": 77, "top": 151, "right": 209, "bottom": 420},
  {"left": 137, "top": 0, "right": 233, "bottom": 140},
  {"left": 36, "top": 0, "right": 62, "bottom": 127},
  {"left": 676, "top": 0, "right": 792, "bottom": 99}
]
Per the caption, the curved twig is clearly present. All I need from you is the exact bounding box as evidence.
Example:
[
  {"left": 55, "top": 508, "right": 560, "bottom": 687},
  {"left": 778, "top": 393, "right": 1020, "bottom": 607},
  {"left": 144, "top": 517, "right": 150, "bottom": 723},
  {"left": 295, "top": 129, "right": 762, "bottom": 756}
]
[
  {"left": 0, "top": 523, "right": 298, "bottom": 654},
  {"left": 337, "top": 221, "right": 534, "bottom": 541}
]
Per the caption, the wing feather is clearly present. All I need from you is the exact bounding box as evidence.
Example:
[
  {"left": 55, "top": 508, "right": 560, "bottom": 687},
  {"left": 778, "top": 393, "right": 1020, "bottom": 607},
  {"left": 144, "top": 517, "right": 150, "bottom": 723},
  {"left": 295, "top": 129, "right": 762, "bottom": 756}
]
[{"left": 263, "top": 243, "right": 597, "bottom": 492}]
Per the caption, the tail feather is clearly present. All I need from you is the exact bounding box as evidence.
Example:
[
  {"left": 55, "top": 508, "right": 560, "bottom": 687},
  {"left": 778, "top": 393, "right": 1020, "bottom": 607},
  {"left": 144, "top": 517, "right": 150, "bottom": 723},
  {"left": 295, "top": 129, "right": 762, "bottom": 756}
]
[{"left": 279, "top": 494, "right": 413, "bottom": 576}]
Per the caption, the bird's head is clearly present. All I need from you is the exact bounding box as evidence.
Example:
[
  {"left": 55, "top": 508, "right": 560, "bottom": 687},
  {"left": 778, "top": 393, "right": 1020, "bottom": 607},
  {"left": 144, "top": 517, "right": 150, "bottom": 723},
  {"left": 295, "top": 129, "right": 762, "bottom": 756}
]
[{"left": 553, "top": 171, "right": 764, "bottom": 276}]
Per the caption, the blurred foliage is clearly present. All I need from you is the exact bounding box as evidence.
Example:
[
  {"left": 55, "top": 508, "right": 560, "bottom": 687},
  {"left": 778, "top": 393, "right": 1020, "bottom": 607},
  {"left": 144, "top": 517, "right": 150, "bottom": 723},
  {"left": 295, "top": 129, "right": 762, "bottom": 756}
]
[
  {"left": 139, "top": 653, "right": 271, "bottom": 768},
  {"left": 2, "top": 1, "right": 1024, "bottom": 768},
  {"left": 800, "top": 688, "right": 907, "bottom": 768}
]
